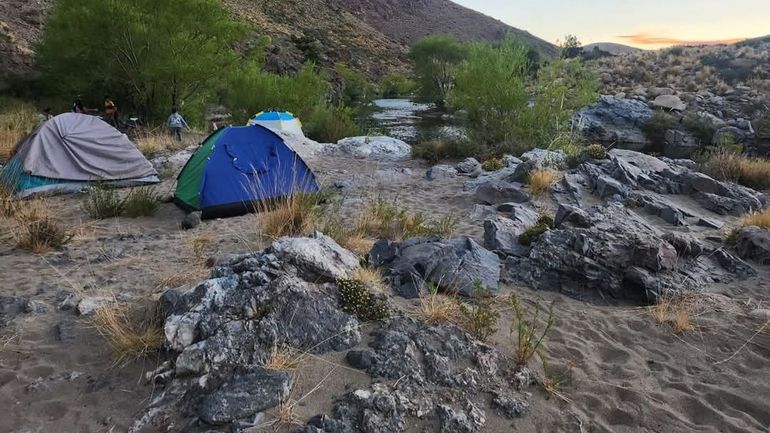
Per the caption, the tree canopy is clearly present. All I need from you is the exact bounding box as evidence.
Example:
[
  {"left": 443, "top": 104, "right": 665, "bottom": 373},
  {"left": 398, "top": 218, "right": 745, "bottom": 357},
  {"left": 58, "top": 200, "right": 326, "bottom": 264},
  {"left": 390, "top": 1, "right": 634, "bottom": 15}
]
[{"left": 409, "top": 35, "right": 468, "bottom": 106}]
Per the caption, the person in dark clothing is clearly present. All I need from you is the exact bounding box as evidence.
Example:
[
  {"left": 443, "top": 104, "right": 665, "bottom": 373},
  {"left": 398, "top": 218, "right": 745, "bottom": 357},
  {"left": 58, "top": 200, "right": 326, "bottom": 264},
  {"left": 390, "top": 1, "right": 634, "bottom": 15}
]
[
  {"left": 104, "top": 96, "right": 118, "bottom": 126},
  {"left": 72, "top": 97, "right": 86, "bottom": 114}
]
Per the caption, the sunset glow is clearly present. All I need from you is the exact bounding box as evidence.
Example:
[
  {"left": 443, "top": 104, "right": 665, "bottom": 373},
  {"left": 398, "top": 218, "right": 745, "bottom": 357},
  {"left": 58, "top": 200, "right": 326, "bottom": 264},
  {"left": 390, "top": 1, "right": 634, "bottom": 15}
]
[{"left": 453, "top": 0, "right": 770, "bottom": 49}]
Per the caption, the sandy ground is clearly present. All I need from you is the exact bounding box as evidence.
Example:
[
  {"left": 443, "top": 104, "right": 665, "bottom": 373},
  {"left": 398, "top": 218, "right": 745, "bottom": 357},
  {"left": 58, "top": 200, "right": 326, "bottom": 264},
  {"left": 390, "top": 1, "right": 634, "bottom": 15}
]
[{"left": 1, "top": 150, "right": 769, "bottom": 433}]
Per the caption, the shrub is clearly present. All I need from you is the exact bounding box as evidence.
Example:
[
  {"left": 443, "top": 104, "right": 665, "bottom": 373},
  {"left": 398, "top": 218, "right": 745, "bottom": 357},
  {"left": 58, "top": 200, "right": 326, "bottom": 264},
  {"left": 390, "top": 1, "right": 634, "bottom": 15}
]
[
  {"left": 528, "top": 169, "right": 558, "bottom": 196},
  {"left": 336, "top": 63, "right": 378, "bottom": 104},
  {"left": 123, "top": 187, "right": 160, "bottom": 217},
  {"left": 304, "top": 104, "right": 359, "bottom": 143},
  {"left": 419, "top": 282, "right": 458, "bottom": 325},
  {"left": 337, "top": 278, "right": 389, "bottom": 322},
  {"left": 458, "top": 283, "right": 500, "bottom": 342},
  {"left": 12, "top": 200, "right": 72, "bottom": 254},
  {"left": 509, "top": 295, "right": 556, "bottom": 368},
  {"left": 481, "top": 158, "right": 505, "bottom": 171},
  {"left": 642, "top": 111, "right": 675, "bottom": 150},
  {"left": 518, "top": 214, "right": 555, "bottom": 246},
  {"left": 82, "top": 183, "right": 125, "bottom": 219},
  {"left": 92, "top": 301, "right": 163, "bottom": 366},
  {"left": 356, "top": 198, "right": 458, "bottom": 240},
  {"left": 410, "top": 35, "right": 468, "bottom": 106},
  {"left": 698, "top": 150, "right": 770, "bottom": 190},
  {"left": 649, "top": 295, "right": 695, "bottom": 333},
  {"left": 683, "top": 113, "right": 717, "bottom": 146},
  {"left": 380, "top": 74, "right": 417, "bottom": 98},
  {"left": 411, "top": 138, "right": 477, "bottom": 163},
  {"left": 256, "top": 192, "right": 323, "bottom": 240},
  {"left": 583, "top": 143, "right": 608, "bottom": 159}
]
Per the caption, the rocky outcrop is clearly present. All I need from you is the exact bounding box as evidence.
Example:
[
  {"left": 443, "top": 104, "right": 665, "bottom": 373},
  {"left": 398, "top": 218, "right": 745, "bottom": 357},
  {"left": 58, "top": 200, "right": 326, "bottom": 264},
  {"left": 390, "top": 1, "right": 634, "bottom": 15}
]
[
  {"left": 336, "top": 136, "right": 411, "bottom": 161},
  {"left": 572, "top": 95, "right": 653, "bottom": 151},
  {"left": 735, "top": 226, "right": 770, "bottom": 265},
  {"left": 652, "top": 94, "right": 687, "bottom": 111},
  {"left": 132, "top": 235, "right": 363, "bottom": 431},
  {"left": 370, "top": 237, "right": 500, "bottom": 298},
  {"left": 503, "top": 204, "right": 755, "bottom": 303}
]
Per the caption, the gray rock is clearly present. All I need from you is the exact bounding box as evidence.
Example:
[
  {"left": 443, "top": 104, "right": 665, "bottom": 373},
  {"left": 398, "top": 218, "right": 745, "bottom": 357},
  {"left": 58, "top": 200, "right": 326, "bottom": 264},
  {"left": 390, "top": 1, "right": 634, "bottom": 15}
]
[
  {"left": 483, "top": 217, "right": 529, "bottom": 257},
  {"left": 735, "top": 226, "right": 770, "bottom": 265},
  {"left": 0, "top": 296, "right": 34, "bottom": 328},
  {"left": 469, "top": 204, "right": 497, "bottom": 221},
  {"left": 76, "top": 297, "right": 112, "bottom": 316},
  {"left": 181, "top": 212, "right": 201, "bottom": 230},
  {"left": 455, "top": 157, "right": 481, "bottom": 175},
  {"left": 271, "top": 232, "right": 360, "bottom": 281},
  {"left": 198, "top": 368, "right": 291, "bottom": 425},
  {"left": 371, "top": 237, "right": 500, "bottom": 298},
  {"left": 652, "top": 94, "right": 687, "bottom": 111},
  {"left": 503, "top": 204, "right": 755, "bottom": 303},
  {"left": 573, "top": 95, "right": 653, "bottom": 151},
  {"left": 492, "top": 393, "right": 529, "bottom": 418},
  {"left": 648, "top": 87, "right": 675, "bottom": 97},
  {"left": 427, "top": 164, "right": 458, "bottom": 180},
  {"left": 438, "top": 405, "right": 480, "bottom": 433},
  {"left": 664, "top": 129, "right": 700, "bottom": 159},
  {"left": 554, "top": 204, "right": 590, "bottom": 228},
  {"left": 336, "top": 136, "right": 411, "bottom": 161},
  {"left": 475, "top": 180, "right": 529, "bottom": 205},
  {"left": 520, "top": 148, "right": 566, "bottom": 166},
  {"left": 713, "top": 126, "right": 748, "bottom": 146},
  {"left": 749, "top": 309, "right": 770, "bottom": 320}
]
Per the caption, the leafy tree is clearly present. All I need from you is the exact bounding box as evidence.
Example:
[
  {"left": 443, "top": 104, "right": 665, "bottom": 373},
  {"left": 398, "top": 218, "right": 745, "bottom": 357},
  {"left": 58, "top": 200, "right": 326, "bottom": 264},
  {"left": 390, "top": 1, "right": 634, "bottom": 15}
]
[
  {"left": 560, "top": 34, "right": 583, "bottom": 59},
  {"left": 450, "top": 39, "right": 530, "bottom": 149},
  {"left": 37, "top": 0, "right": 247, "bottom": 122},
  {"left": 380, "top": 74, "right": 417, "bottom": 98},
  {"left": 409, "top": 35, "right": 467, "bottom": 106},
  {"left": 335, "top": 63, "right": 378, "bottom": 104}
]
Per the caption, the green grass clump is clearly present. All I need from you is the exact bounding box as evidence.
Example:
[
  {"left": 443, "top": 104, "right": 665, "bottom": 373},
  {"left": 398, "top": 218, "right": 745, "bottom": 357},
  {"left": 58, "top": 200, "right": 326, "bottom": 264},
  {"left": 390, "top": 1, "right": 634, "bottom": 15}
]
[
  {"left": 458, "top": 283, "right": 500, "bottom": 342},
  {"left": 411, "top": 139, "right": 477, "bottom": 164},
  {"left": 510, "top": 295, "right": 556, "bottom": 368},
  {"left": 123, "top": 187, "right": 160, "bottom": 217},
  {"left": 337, "top": 278, "right": 389, "bottom": 322},
  {"left": 518, "top": 214, "right": 555, "bottom": 246},
  {"left": 481, "top": 158, "right": 505, "bottom": 171},
  {"left": 583, "top": 143, "right": 608, "bottom": 159},
  {"left": 83, "top": 183, "right": 125, "bottom": 219}
]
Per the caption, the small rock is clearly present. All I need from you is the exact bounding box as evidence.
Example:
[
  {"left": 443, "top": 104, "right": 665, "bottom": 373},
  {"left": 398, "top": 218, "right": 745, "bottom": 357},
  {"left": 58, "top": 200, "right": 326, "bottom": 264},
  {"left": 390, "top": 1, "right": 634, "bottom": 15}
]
[
  {"left": 426, "top": 164, "right": 458, "bottom": 180},
  {"left": 749, "top": 309, "right": 770, "bottom": 320},
  {"left": 652, "top": 95, "right": 687, "bottom": 111},
  {"left": 198, "top": 368, "right": 291, "bottom": 425},
  {"left": 475, "top": 180, "right": 529, "bottom": 205},
  {"left": 76, "top": 297, "right": 112, "bottom": 316},
  {"left": 455, "top": 158, "right": 481, "bottom": 175},
  {"left": 181, "top": 212, "right": 201, "bottom": 230}
]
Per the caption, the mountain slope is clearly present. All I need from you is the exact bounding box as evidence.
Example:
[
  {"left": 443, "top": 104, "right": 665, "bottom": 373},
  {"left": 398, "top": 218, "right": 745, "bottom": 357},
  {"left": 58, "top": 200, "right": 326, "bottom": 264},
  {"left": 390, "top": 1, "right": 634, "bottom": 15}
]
[{"left": 584, "top": 42, "right": 642, "bottom": 55}]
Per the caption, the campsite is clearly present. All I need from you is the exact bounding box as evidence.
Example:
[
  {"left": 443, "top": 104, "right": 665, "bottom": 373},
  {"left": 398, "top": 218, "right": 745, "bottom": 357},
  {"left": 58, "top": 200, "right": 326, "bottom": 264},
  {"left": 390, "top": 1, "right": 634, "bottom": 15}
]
[{"left": 1, "top": 0, "right": 770, "bottom": 432}]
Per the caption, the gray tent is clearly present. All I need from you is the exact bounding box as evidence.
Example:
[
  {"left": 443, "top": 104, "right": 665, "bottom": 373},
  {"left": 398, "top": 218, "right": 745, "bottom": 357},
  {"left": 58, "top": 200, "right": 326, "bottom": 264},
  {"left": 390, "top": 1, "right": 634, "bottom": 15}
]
[{"left": 1, "top": 113, "right": 159, "bottom": 197}]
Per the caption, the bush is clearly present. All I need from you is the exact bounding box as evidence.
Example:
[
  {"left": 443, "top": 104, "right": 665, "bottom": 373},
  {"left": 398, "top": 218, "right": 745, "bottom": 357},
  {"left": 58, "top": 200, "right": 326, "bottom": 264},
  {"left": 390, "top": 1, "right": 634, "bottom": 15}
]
[
  {"left": 458, "top": 284, "right": 500, "bottom": 342},
  {"left": 411, "top": 139, "right": 477, "bottom": 163},
  {"left": 255, "top": 192, "right": 324, "bottom": 240},
  {"left": 336, "top": 63, "right": 378, "bottom": 104},
  {"left": 92, "top": 301, "right": 163, "bottom": 366},
  {"left": 509, "top": 295, "right": 556, "bottom": 368},
  {"left": 11, "top": 200, "right": 72, "bottom": 254},
  {"left": 356, "top": 198, "right": 458, "bottom": 240},
  {"left": 380, "top": 74, "right": 417, "bottom": 98},
  {"left": 683, "top": 113, "right": 717, "bottom": 146},
  {"left": 583, "top": 143, "right": 608, "bottom": 159},
  {"left": 528, "top": 169, "right": 558, "bottom": 196},
  {"left": 123, "top": 187, "right": 160, "bottom": 217},
  {"left": 739, "top": 209, "right": 770, "bottom": 229},
  {"left": 83, "top": 183, "right": 125, "bottom": 219},
  {"left": 481, "top": 158, "right": 505, "bottom": 171},
  {"left": 337, "top": 278, "right": 389, "bottom": 322},
  {"left": 304, "top": 104, "right": 359, "bottom": 143},
  {"left": 642, "top": 111, "right": 675, "bottom": 150},
  {"left": 518, "top": 214, "right": 554, "bottom": 246},
  {"left": 419, "top": 281, "right": 458, "bottom": 325}
]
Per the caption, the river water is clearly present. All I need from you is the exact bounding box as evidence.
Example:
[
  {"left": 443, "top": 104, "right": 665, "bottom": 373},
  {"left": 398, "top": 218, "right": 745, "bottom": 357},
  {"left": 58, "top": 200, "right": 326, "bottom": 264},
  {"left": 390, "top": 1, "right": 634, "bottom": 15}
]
[{"left": 360, "top": 98, "right": 456, "bottom": 144}]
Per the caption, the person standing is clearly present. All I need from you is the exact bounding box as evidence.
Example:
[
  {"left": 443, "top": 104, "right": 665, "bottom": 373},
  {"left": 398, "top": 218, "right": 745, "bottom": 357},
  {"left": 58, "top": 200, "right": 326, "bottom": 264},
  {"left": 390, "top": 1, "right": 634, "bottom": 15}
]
[
  {"left": 103, "top": 96, "right": 118, "bottom": 126},
  {"left": 72, "top": 96, "right": 86, "bottom": 114},
  {"left": 167, "top": 107, "right": 189, "bottom": 141}
]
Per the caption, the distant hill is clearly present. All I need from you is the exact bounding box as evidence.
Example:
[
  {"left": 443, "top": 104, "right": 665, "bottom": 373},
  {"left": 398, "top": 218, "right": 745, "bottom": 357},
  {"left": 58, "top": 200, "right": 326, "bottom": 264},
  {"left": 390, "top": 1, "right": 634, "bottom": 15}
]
[
  {"left": 0, "top": 0, "right": 556, "bottom": 89},
  {"left": 584, "top": 42, "right": 642, "bottom": 55}
]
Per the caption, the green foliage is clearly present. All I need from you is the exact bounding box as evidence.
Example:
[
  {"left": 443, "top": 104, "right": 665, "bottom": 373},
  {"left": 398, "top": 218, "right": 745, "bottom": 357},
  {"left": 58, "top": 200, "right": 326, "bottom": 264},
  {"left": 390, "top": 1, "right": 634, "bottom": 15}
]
[
  {"left": 37, "top": 0, "right": 247, "bottom": 122},
  {"left": 337, "top": 278, "right": 389, "bottom": 322},
  {"left": 683, "top": 113, "right": 717, "bottom": 146},
  {"left": 518, "top": 214, "right": 554, "bottom": 246},
  {"left": 304, "top": 104, "right": 360, "bottom": 143},
  {"left": 411, "top": 138, "right": 477, "bottom": 163},
  {"left": 481, "top": 158, "right": 505, "bottom": 171},
  {"left": 336, "top": 63, "right": 378, "bottom": 104},
  {"left": 509, "top": 295, "right": 556, "bottom": 368},
  {"left": 559, "top": 34, "right": 583, "bottom": 59},
  {"left": 224, "top": 62, "right": 328, "bottom": 122},
  {"left": 458, "top": 284, "right": 500, "bottom": 342},
  {"left": 379, "top": 74, "right": 417, "bottom": 98},
  {"left": 642, "top": 111, "right": 675, "bottom": 150},
  {"left": 82, "top": 183, "right": 124, "bottom": 219},
  {"left": 583, "top": 143, "right": 608, "bottom": 160},
  {"left": 451, "top": 39, "right": 529, "bottom": 146},
  {"left": 357, "top": 197, "right": 458, "bottom": 240},
  {"left": 410, "top": 35, "right": 468, "bottom": 106},
  {"left": 123, "top": 187, "right": 160, "bottom": 218}
]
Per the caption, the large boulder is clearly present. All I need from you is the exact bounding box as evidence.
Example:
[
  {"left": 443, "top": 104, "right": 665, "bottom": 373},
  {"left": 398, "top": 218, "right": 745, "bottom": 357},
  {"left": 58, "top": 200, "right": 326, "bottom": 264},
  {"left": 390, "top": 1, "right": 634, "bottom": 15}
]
[
  {"left": 198, "top": 368, "right": 291, "bottom": 425},
  {"left": 735, "top": 226, "right": 770, "bottom": 265},
  {"left": 455, "top": 157, "right": 482, "bottom": 176},
  {"left": 483, "top": 217, "right": 530, "bottom": 257},
  {"left": 503, "top": 204, "right": 755, "bottom": 303},
  {"left": 370, "top": 237, "right": 500, "bottom": 298},
  {"left": 475, "top": 180, "right": 530, "bottom": 205},
  {"left": 572, "top": 95, "right": 653, "bottom": 151},
  {"left": 652, "top": 94, "right": 687, "bottom": 111},
  {"left": 271, "top": 232, "right": 360, "bottom": 281},
  {"left": 336, "top": 136, "right": 411, "bottom": 161},
  {"left": 427, "top": 164, "right": 458, "bottom": 180}
]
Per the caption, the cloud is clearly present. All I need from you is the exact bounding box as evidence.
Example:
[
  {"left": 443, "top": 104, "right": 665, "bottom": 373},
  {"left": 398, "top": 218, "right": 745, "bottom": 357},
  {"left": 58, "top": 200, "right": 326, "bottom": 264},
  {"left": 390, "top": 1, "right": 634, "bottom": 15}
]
[{"left": 617, "top": 33, "right": 746, "bottom": 47}]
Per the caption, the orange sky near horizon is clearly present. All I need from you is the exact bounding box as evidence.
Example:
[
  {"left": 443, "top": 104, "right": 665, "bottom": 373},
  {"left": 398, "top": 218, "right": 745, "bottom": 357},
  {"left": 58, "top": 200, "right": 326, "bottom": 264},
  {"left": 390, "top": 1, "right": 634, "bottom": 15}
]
[{"left": 453, "top": 0, "right": 770, "bottom": 49}]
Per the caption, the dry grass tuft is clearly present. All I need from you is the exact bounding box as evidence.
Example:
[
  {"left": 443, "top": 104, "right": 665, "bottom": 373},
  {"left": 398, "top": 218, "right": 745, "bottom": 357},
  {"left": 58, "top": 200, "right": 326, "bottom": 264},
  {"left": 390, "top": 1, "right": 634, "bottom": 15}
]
[
  {"left": 0, "top": 102, "right": 37, "bottom": 163},
  {"left": 699, "top": 150, "right": 770, "bottom": 190},
  {"left": 355, "top": 198, "right": 458, "bottom": 241},
  {"left": 262, "top": 345, "right": 306, "bottom": 372},
  {"left": 650, "top": 295, "right": 696, "bottom": 333},
  {"left": 340, "top": 234, "right": 376, "bottom": 257},
  {"left": 92, "top": 302, "right": 163, "bottom": 366},
  {"left": 348, "top": 266, "right": 386, "bottom": 292},
  {"left": 528, "top": 169, "right": 558, "bottom": 196},
  {"left": 155, "top": 264, "right": 207, "bottom": 289},
  {"left": 10, "top": 199, "right": 72, "bottom": 254},
  {"left": 135, "top": 132, "right": 187, "bottom": 157},
  {"left": 739, "top": 209, "right": 770, "bottom": 229},
  {"left": 255, "top": 193, "right": 322, "bottom": 240},
  {"left": 419, "top": 283, "right": 459, "bottom": 325}
]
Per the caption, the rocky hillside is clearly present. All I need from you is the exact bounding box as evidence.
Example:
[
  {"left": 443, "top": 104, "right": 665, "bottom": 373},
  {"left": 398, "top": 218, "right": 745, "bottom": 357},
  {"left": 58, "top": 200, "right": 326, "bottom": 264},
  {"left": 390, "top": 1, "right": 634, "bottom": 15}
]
[{"left": 0, "top": 0, "right": 555, "bottom": 89}]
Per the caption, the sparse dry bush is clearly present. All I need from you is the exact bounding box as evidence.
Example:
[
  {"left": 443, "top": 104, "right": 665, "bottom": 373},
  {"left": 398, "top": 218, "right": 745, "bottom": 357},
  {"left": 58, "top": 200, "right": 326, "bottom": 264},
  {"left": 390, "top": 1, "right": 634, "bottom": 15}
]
[
  {"left": 528, "top": 169, "right": 558, "bottom": 196},
  {"left": 457, "top": 282, "right": 500, "bottom": 342},
  {"left": 92, "top": 301, "right": 163, "bottom": 365},
  {"left": 11, "top": 200, "right": 72, "bottom": 254},
  {"left": 255, "top": 192, "right": 323, "bottom": 240},
  {"left": 698, "top": 150, "right": 770, "bottom": 190},
  {"left": 356, "top": 198, "right": 458, "bottom": 241},
  {"left": 739, "top": 209, "right": 770, "bottom": 229},
  {"left": 649, "top": 295, "right": 696, "bottom": 333},
  {"left": 262, "top": 345, "right": 305, "bottom": 372},
  {"left": 135, "top": 131, "right": 188, "bottom": 157},
  {"left": 0, "top": 101, "right": 37, "bottom": 163},
  {"left": 419, "top": 282, "right": 458, "bottom": 325}
]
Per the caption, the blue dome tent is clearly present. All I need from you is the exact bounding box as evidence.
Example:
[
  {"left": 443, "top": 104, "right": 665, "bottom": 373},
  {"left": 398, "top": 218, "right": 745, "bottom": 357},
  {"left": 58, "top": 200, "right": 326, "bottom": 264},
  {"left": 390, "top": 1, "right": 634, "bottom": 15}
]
[
  {"left": 175, "top": 124, "right": 319, "bottom": 219},
  {"left": 247, "top": 111, "right": 304, "bottom": 136}
]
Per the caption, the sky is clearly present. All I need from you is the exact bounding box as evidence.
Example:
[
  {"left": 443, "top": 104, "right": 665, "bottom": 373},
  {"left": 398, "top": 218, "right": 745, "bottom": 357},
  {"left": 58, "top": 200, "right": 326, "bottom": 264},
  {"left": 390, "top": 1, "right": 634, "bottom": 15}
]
[{"left": 452, "top": 0, "right": 770, "bottom": 49}]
